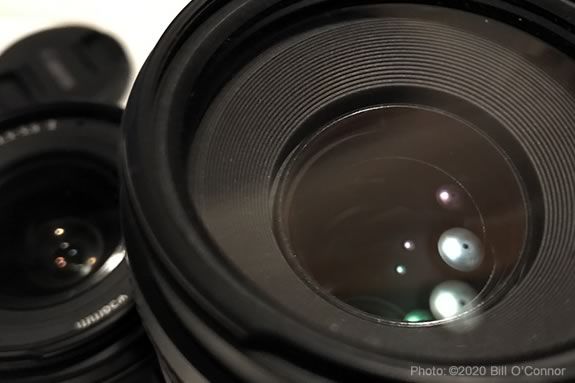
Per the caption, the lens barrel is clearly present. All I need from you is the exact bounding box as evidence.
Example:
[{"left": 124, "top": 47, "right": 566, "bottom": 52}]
[
  {"left": 0, "top": 104, "right": 161, "bottom": 382},
  {"left": 123, "top": 1, "right": 575, "bottom": 382}
]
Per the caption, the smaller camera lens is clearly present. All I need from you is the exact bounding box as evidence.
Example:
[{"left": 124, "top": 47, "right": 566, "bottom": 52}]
[{"left": 0, "top": 154, "right": 121, "bottom": 308}]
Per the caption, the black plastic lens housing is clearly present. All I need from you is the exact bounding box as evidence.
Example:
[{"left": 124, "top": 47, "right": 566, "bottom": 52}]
[
  {"left": 0, "top": 104, "right": 161, "bottom": 382},
  {"left": 123, "top": 0, "right": 575, "bottom": 382}
]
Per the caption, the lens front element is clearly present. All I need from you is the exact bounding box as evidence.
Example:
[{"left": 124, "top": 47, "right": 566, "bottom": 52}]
[{"left": 276, "top": 106, "right": 528, "bottom": 323}]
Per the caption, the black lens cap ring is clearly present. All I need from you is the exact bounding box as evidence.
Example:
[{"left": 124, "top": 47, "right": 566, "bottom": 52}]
[{"left": 0, "top": 26, "right": 131, "bottom": 113}]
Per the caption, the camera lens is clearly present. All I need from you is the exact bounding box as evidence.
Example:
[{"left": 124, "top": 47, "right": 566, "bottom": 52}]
[
  {"left": 275, "top": 106, "right": 527, "bottom": 322},
  {"left": 123, "top": 1, "right": 575, "bottom": 382},
  {"left": 0, "top": 104, "right": 161, "bottom": 382},
  {"left": 0, "top": 156, "right": 120, "bottom": 305}
]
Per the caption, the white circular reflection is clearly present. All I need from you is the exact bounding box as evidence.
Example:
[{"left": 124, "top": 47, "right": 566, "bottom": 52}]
[
  {"left": 438, "top": 228, "right": 483, "bottom": 272},
  {"left": 403, "top": 240, "right": 415, "bottom": 251},
  {"left": 429, "top": 280, "right": 477, "bottom": 320}
]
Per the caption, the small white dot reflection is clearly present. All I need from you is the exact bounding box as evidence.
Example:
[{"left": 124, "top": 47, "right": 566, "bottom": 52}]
[
  {"left": 439, "top": 190, "right": 451, "bottom": 202},
  {"left": 59, "top": 242, "right": 70, "bottom": 250},
  {"left": 395, "top": 265, "right": 407, "bottom": 275},
  {"left": 403, "top": 240, "right": 415, "bottom": 251},
  {"left": 54, "top": 228, "right": 65, "bottom": 236},
  {"left": 436, "top": 185, "right": 463, "bottom": 210}
]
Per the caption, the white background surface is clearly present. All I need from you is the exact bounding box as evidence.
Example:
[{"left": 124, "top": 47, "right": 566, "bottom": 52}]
[{"left": 0, "top": 0, "right": 192, "bottom": 103}]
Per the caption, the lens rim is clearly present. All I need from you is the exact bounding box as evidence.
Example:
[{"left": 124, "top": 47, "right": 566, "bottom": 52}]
[{"left": 123, "top": 0, "right": 575, "bottom": 381}]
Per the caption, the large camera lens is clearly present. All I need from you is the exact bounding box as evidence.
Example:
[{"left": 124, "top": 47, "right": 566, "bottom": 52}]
[
  {"left": 0, "top": 104, "right": 161, "bottom": 382},
  {"left": 123, "top": 1, "right": 575, "bottom": 382}
]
